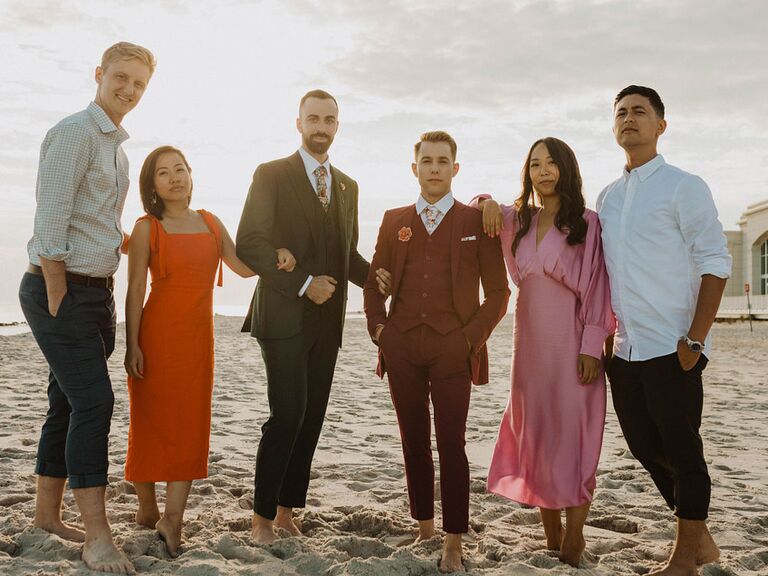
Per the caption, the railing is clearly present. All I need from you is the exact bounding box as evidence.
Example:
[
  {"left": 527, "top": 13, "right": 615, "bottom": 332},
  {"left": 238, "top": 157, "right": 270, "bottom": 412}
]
[{"left": 718, "top": 295, "right": 768, "bottom": 319}]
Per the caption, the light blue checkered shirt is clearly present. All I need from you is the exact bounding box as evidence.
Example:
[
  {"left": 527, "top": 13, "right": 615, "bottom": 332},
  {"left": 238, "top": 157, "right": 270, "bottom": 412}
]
[{"left": 27, "top": 101, "right": 130, "bottom": 277}]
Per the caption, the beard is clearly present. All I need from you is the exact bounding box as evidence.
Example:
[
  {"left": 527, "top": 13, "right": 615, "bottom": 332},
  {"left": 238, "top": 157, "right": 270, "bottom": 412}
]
[{"left": 303, "top": 133, "right": 333, "bottom": 155}]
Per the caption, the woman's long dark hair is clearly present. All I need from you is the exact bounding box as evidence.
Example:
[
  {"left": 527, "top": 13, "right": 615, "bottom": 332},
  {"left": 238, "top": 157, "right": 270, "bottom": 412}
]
[
  {"left": 139, "top": 145, "right": 192, "bottom": 220},
  {"left": 511, "top": 137, "right": 587, "bottom": 255}
]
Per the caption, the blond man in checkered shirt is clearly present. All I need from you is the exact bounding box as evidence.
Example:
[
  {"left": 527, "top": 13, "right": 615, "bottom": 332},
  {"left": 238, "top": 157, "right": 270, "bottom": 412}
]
[{"left": 19, "top": 42, "right": 155, "bottom": 575}]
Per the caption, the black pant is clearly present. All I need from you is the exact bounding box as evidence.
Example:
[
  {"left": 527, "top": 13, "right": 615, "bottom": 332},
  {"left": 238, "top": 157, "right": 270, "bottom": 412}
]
[
  {"left": 253, "top": 311, "right": 340, "bottom": 519},
  {"left": 608, "top": 352, "right": 710, "bottom": 520},
  {"left": 18, "top": 272, "right": 116, "bottom": 489}
]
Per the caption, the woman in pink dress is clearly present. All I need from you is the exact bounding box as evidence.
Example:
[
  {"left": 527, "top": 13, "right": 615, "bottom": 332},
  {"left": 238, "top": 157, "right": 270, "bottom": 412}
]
[{"left": 473, "top": 137, "right": 615, "bottom": 567}]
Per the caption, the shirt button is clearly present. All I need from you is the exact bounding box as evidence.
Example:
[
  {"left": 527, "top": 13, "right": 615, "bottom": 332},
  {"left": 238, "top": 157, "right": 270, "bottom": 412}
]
[
  {"left": 420, "top": 313, "right": 427, "bottom": 318},
  {"left": 423, "top": 274, "right": 429, "bottom": 279},
  {"left": 426, "top": 255, "right": 431, "bottom": 261},
  {"left": 422, "top": 292, "right": 428, "bottom": 298},
  {"left": 427, "top": 239, "right": 433, "bottom": 243}
]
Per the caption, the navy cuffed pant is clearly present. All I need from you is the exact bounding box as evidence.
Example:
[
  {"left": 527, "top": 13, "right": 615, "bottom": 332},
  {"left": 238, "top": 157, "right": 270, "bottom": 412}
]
[{"left": 19, "top": 272, "right": 116, "bottom": 489}]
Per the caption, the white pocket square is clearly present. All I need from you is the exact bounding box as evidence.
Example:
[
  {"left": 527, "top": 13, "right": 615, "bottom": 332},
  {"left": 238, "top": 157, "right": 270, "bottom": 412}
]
[{"left": 461, "top": 235, "right": 477, "bottom": 242}]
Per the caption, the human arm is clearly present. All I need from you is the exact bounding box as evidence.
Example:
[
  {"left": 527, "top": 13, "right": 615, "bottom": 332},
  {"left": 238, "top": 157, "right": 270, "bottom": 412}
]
[
  {"left": 235, "top": 165, "right": 310, "bottom": 296},
  {"left": 461, "top": 228, "right": 510, "bottom": 352},
  {"left": 363, "top": 212, "right": 393, "bottom": 342},
  {"left": 124, "top": 220, "right": 151, "bottom": 379},
  {"left": 345, "top": 181, "right": 371, "bottom": 288},
  {"left": 576, "top": 213, "right": 616, "bottom": 383},
  {"left": 675, "top": 176, "right": 731, "bottom": 370}
]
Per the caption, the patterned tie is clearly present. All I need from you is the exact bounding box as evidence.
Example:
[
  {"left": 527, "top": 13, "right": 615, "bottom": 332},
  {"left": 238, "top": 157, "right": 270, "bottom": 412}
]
[
  {"left": 424, "top": 205, "right": 440, "bottom": 235},
  {"left": 313, "top": 165, "right": 329, "bottom": 212}
]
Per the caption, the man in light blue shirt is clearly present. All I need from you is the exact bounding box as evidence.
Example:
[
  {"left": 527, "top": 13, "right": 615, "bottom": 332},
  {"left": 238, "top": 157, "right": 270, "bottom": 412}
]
[
  {"left": 598, "top": 85, "right": 729, "bottom": 575},
  {"left": 19, "top": 42, "right": 155, "bottom": 575}
]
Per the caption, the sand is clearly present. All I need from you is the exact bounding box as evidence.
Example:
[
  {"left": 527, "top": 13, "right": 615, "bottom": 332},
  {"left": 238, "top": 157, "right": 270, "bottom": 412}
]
[{"left": 0, "top": 316, "right": 766, "bottom": 575}]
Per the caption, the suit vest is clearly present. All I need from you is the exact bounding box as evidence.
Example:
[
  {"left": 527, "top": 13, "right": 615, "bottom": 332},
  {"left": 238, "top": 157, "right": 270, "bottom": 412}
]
[{"left": 390, "top": 209, "right": 462, "bottom": 334}]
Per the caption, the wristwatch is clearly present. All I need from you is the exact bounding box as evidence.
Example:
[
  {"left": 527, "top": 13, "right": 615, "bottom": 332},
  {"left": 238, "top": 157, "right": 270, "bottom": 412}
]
[{"left": 682, "top": 335, "right": 704, "bottom": 353}]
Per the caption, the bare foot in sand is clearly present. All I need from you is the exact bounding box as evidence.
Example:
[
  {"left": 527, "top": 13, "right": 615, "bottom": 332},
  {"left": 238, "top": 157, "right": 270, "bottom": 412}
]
[
  {"left": 33, "top": 518, "right": 85, "bottom": 542},
  {"left": 559, "top": 535, "right": 585, "bottom": 568},
  {"left": 82, "top": 536, "right": 135, "bottom": 575},
  {"left": 439, "top": 533, "right": 464, "bottom": 573},
  {"left": 697, "top": 528, "right": 720, "bottom": 566},
  {"left": 135, "top": 507, "right": 160, "bottom": 529},
  {"left": 275, "top": 507, "right": 302, "bottom": 537},
  {"left": 546, "top": 523, "right": 563, "bottom": 551},
  {"left": 155, "top": 516, "right": 182, "bottom": 558},
  {"left": 251, "top": 513, "right": 278, "bottom": 545}
]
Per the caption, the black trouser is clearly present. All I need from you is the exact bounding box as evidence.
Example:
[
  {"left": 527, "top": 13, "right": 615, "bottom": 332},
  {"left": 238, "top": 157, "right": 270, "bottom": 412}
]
[
  {"left": 18, "top": 272, "right": 116, "bottom": 489},
  {"left": 608, "top": 352, "right": 710, "bottom": 520},
  {"left": 253, "top": 309, "right": 340, "bottom": 519}
]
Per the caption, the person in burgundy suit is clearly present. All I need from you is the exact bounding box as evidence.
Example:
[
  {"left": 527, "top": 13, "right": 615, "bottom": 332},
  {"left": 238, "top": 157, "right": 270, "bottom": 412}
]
[{"left": 363, "top": 131, "right": 510, "bottom": 573}]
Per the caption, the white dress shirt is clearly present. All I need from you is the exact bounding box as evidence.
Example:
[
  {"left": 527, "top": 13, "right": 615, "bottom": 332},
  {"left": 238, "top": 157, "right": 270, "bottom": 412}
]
[
  {"left": 597, "top": 155, "right": 731, "bottom": 361},
  {"left": 416, "top": 192, "right": 455, "bottom": 233},
  {"left": 297, "top": 147, "right": 333, "bottom": 296}
]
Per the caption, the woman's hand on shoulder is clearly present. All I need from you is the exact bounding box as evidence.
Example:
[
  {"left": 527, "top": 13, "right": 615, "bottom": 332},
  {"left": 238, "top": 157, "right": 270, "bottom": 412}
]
[{"left": 481, "top": 199, "right": 504, "bottom": 238}]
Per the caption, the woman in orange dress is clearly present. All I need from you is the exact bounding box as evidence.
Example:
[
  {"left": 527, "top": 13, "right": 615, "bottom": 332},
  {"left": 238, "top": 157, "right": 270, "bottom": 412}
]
[{"left": 124, "top": 146, "right": 295, "bottom": 556}]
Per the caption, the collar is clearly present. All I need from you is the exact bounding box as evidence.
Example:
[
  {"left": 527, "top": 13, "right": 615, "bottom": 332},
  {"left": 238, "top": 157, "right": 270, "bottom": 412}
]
[
  {"left": 298, "top": 146, "right": 331, "bottom": 176},
  {"left": 87, "top": 101, "right": 129, "bottom": 142},
  {"left": 623, "top": 154, "right": 665, "bottom": 183},
  {"left": 416, "top": 191, "right": 455, "bottom": 215}
]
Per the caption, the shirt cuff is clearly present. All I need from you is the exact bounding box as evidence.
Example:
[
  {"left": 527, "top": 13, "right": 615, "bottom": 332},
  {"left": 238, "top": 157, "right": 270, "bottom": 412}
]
[
  {"left": 580, "top": 324, "right": 610, "bottom": 360},
  {"left": 298, "top": 274, "right": 313, "bottom": 297}
]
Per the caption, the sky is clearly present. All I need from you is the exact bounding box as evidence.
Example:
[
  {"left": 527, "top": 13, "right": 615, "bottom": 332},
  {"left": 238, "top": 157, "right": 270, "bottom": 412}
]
[{"left": 1, "top": 0, "right": 767, "bottom": 323}]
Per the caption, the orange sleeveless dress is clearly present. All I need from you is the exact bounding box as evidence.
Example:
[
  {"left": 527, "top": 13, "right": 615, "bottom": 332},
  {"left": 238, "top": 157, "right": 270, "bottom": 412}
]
[{"left": 125, "top": 209, "right": 223, "bottom": 482}]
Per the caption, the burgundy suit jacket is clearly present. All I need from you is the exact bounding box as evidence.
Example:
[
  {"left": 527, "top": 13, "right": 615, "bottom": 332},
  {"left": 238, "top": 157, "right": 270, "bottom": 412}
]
[{"left": 363, "top": 200, "right": 510, "bottom": 385}]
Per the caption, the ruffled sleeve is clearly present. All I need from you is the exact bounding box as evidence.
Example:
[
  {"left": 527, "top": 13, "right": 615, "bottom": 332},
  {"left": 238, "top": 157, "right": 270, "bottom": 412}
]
[{"left": 576, "top": 210, "right": 615, "bottom": 359}]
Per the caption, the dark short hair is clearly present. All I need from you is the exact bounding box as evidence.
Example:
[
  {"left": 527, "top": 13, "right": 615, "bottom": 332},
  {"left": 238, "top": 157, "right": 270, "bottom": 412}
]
[
  {"left": 414, "top": 131, "right": 458, "bottom": 161},
  {"left": 139, "top": 146, "right": 192, "bottom": 219},
  {"left": 614, "top": 85, "right": 665, "bottom": 118},
  {"left": 299, "top": 89, "right": 338, "bottom": 114}
]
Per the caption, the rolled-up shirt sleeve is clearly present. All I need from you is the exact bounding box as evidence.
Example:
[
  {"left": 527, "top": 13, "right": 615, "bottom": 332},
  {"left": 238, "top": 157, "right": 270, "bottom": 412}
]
[
  {"left": 31, "top": 124, "right": 92, "bottom": 262},
  {"left": 675, "top": 175, "right": 732, "bottom": 279}
]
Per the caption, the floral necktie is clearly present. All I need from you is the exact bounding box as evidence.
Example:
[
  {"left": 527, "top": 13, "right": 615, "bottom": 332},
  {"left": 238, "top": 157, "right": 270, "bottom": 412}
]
[
  {"left": 424, "top": 205, "right": 440, "bottom": 234},
  {"left": 313, "top": 165, "right": 329, "bottom": 212}
]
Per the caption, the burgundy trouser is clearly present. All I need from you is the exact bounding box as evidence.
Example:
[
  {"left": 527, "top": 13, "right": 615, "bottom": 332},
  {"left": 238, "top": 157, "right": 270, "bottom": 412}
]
[{"left": 378, "top": 323, "right": 472, "bottom": 534}]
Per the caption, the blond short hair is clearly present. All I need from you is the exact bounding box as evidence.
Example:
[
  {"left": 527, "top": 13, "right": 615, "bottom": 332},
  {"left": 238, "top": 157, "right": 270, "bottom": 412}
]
[
  {"left": 414, "top": 131, "right": 457, "bottom": 161},
  {"left": 101, "top": 42, "right": 156, "bottom": 76}
]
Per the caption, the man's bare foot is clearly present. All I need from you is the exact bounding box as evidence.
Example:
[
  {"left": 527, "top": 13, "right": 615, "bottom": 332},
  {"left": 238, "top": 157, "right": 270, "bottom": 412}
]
[
  {"left": 135, "top": 508, "right": 160, "bottom": 529},
  {"left": 155, "top": 516, "right": 182, "bottom": 558},
  {"left": 275, "top": 507, "right": 302, "bottom": 538},
  {"left": 82, "top": 536, "right": 135, "bottom": 575},
  {"left": 251, "top": 523, "right": 278, "bottom": 545},
  {"left": 697, "top": 528, "right": 720, "bottom": 566},
  {"left": 275, "top": 517, "right": 302, "bottom": 537},
  {"left": 439, "top": 534, "right": 464, "bottom": 573},
  {"left": 559, "top": 535, "right": 585, "bottom": 568},
  {"left": 33, "top": 518, "right": 86, "bottom": 542},
  {"left": 417, "top": 518, "right": 436, "bottom": 542}
]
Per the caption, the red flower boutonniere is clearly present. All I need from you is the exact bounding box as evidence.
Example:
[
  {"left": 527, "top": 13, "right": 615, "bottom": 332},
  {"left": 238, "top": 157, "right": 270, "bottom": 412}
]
[
  {"left": 339, "top": 181, "right": 346, "bottom": 191},
  {"left": 398, "top": 227, "right": 412, "bottom": 242}
]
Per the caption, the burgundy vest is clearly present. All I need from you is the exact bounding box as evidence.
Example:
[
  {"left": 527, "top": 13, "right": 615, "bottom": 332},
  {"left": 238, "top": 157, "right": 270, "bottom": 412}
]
[{"left": 389, "top": 210, "right": 462, "bottom": 335}]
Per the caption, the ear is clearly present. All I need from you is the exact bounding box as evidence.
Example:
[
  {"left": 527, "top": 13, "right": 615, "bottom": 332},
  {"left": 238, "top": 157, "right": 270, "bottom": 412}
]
[
  {"left": 411, "top": 162, "right": 418, "bottom": 178},
  {"left": 295, "top": 117, "right": 302, "bottom": 134},
  {"left": 452, "top": 162, "right": 460, "bottom": 177},
  {"left": 95, "top": 66, "right": 104, "bottom": 84},
  {"left": 657, "top": 118, "right": 667, "bottom": 137}
]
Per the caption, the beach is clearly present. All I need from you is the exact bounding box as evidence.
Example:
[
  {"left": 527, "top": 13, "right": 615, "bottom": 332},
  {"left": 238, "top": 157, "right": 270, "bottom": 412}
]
[{"left": 0, "top": 316, "right": 766, "bottom": 575}]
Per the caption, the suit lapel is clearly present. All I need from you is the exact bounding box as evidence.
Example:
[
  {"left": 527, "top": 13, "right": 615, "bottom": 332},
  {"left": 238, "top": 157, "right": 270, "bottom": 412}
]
[
  {"left": 330, "top": 166, "right": 348, "bottom": 246},
  {"left": 392, "top": 206, "right": 416, "bottom": 299},
  {"left": 286, "top": 152, "right": 322, "bottom": 246},
  {"left": 450, "top": 203, "right": 465, "bottom": 289}
]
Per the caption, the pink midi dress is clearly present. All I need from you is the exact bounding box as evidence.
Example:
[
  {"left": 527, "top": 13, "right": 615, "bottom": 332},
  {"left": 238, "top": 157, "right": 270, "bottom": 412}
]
[{"left": 485, "top": 205, "right": 615, "bottom": 509}]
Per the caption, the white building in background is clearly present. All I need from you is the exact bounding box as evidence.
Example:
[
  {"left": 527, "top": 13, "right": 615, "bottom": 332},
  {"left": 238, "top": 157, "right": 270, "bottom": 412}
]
[{"left": 719, "top": 199, "right": 768, "bottom": 319}]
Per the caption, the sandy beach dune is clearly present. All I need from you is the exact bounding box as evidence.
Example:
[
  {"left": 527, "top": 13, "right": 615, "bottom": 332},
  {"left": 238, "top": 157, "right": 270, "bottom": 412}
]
[{"left": 1, "top": 316, "right": 766, "bottom": 575}]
